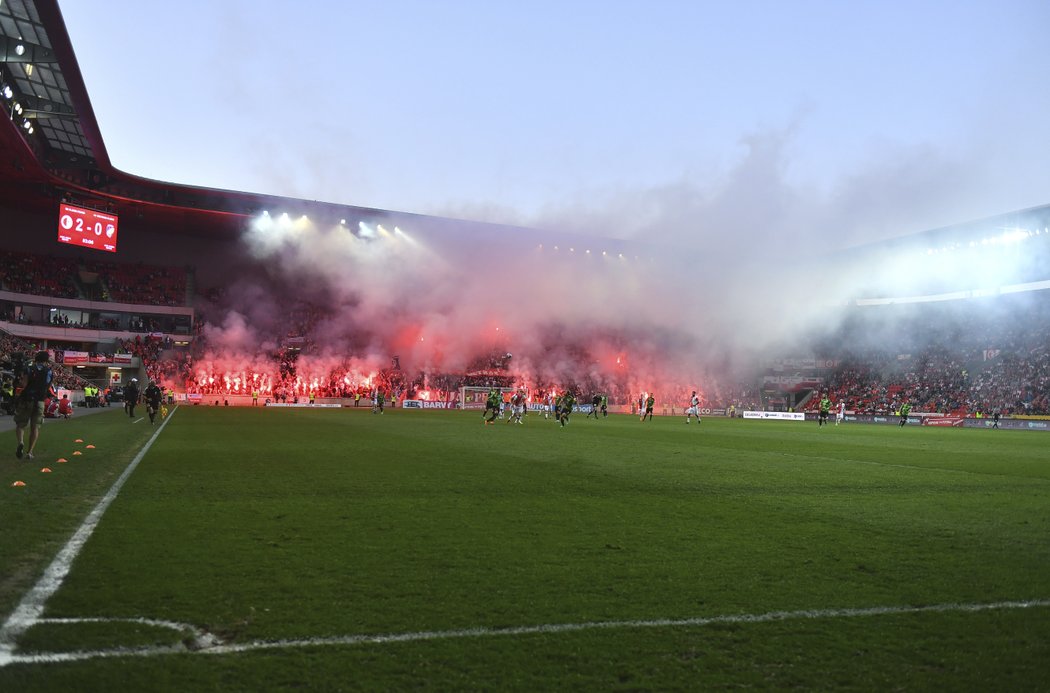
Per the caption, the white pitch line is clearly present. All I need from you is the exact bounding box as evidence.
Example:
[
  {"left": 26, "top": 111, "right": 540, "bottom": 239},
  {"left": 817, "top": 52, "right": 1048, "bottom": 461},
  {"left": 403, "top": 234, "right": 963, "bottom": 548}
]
[
  {"left": 2, "top": 598, "right": 1047, "bottom": 667},
  {"left": 133, "top": 417, "right": 145, "bottom": 424},
  {"left": 37, "top": 616, "right": 216, "bottom": 639},
  {"left": 0, "top": 407, "right": 178, "bottom": 666}
]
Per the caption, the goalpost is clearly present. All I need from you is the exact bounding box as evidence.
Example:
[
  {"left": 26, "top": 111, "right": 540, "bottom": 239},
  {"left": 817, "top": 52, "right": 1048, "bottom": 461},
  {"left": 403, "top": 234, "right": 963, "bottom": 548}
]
[{"left": 459, "top": 386, "right": 516, "bottom": 410}]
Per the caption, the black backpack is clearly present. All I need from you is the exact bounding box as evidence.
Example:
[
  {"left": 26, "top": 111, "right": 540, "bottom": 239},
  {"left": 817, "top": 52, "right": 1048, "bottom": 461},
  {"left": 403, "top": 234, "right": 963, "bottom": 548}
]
[{"left": 20, "top": 363, "right": 53, "bottom": 401}]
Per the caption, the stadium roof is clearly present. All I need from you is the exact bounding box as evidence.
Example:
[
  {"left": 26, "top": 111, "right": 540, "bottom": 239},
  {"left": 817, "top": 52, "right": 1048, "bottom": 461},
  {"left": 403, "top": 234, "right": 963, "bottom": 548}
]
[
  {"left": 2, "top": 0, "right": 1049, "bottom": 252},
  {"left": 0, "top": 0, "right": 436, "bottom": 239}
]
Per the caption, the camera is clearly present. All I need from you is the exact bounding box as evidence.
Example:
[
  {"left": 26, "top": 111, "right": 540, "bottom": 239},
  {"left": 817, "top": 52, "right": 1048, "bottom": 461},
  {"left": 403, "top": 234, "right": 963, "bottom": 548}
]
[{"left": 0, "top": 351, "right": 27, "bottom": 379}]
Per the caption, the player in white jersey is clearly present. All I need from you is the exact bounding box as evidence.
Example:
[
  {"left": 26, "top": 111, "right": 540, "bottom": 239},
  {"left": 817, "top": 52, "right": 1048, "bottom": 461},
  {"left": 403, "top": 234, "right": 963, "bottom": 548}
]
[
  {"left": 685, "top": 391, "right": 702, "bottom": 424},
  {"left": 835, "top": 400, "right": 846, "bottom": 425},
  {"left": 507, "top": 390, "right": 527, "bottom": 424}
]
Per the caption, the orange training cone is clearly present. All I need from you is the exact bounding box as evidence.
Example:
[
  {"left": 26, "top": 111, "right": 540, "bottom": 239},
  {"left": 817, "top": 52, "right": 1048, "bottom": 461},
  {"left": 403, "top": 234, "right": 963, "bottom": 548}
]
[
  {"left": 86, "top": 445, "right": 96, "bottom": 449},
  {"left": 74, "top": 439, "right": 84, "bottom": 443},
  {"left": 57, "top": 458, "right": 68, "bottom": 463},
  {"left": 12, "top": 481, "right": 26, "bottom": 487},
  {"left": 41, "top": 468, "right": 52, "bottom": 473},
  {"left": 73, "top": 451, "right": 82, "bottom": 456}
]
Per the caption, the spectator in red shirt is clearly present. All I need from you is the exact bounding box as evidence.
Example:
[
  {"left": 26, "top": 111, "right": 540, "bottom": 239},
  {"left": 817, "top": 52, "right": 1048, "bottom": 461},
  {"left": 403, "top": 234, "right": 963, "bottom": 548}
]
[{"left": 58, "top": 395, "right": 74, "bottom": 419}]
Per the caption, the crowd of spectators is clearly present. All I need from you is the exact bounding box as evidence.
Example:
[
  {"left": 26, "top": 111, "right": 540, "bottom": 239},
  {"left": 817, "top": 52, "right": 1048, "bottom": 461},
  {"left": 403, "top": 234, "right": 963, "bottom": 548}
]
[
  {"left": 0, "top": 330, "right": 91, "bottom": 391},
  {"left": 3, "top": 307, "right": 176, "bottom": 334},
  {"left": 16, "top": 262, "right": 1043, "bottom": 418},
  {"left": 116, "top": 335, "right": 174, "bottom": 383},
  {"left": 84, "top": 259, "right": 188, "bottom": 306},
  {"left": 805, "top": 299, "right": 1050, "bottom": 415},
  {"left": 0, "top": 250, "right": 189, "bottom": 307},
  {"left": 0, "top": 251, "right": 79, "bottom": 299}
]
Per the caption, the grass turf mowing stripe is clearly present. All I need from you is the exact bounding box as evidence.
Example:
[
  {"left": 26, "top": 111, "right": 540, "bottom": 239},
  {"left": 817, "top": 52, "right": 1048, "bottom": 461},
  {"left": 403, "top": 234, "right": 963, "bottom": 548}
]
[
  {"left": 3, "top": 598, "right": 1048, "bottom": 665},
  {"left": 0, "top": 408, "right": 178, "bottom": 666}
]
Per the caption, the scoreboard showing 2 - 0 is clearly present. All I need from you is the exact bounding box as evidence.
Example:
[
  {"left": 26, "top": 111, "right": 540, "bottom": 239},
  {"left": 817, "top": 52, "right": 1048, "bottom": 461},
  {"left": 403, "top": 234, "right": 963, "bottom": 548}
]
[{"left": 57, "top": 203, "right": 119, "bottom": 253}]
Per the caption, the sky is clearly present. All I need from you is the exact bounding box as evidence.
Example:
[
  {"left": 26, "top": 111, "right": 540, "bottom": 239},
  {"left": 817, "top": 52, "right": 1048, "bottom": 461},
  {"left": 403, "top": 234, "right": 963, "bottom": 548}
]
[{"left": 60, "top": 0, "right": 1050, "bottom": 252}]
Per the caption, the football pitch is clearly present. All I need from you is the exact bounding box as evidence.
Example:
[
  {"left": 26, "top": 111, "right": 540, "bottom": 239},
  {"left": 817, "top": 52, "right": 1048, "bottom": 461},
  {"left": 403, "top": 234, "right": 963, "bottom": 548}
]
[{"left": 2, "top": 406, "right": 1049, "bottom": 690}]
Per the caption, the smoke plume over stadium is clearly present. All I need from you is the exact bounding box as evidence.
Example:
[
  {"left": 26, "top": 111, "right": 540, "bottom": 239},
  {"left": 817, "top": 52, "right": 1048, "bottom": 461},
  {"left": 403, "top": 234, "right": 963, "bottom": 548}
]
[
  {"left": 185, "top": 130, "right": 980, "bottom": 401},
  {"left": 183, "top": 111, "right": 1050, "bottom": 406},
  {"left": 186, "top": 197, "right": 817, "bottom": 404}
]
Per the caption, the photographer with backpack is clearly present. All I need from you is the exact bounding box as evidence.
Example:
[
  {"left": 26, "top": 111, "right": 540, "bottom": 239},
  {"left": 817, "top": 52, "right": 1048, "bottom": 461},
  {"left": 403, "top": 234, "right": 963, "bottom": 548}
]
[{"left": 14, "top": 350, "right": 53, "bottom": 461}]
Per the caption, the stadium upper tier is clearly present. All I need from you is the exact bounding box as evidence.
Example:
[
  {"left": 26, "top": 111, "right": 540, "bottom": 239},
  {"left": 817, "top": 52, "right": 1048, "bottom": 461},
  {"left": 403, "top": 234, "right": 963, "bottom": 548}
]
[
  {"left": 0, "top": 250, "right": 189, "bottom": 307},
  {"left": 834, "top": 205, "right": 1050, "bottom": 303}
]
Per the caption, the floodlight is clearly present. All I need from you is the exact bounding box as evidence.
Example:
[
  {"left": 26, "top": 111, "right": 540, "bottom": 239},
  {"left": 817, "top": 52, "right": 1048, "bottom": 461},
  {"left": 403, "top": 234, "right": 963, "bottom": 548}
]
[
  {"left": 339, "top": 219, "right": 346, "bottom": 225},
  {"left": 13, "top": 101, "right": 21, "bottom": 114},
  {"left": 15, "top": 44, "right": 24, "bottom": 56},
  {"left": 2, "top": 85, "right": 11, "bottom": 99},
  {"left": 22, "top": 118, "right": 30, "bottom": 129}
]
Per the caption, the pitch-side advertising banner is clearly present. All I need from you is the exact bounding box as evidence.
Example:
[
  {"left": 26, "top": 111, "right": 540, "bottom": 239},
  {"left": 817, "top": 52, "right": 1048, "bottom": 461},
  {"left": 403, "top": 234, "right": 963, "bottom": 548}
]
[
  {"left": 63, "top": 351, "right": 135, "bottom": 365},
  {"left": 62, "top": 350, "right": 89, "bottom": 364},
  {"left": 743, "top": 411, "right": 805, "bottom": 421},
  {"left": 922, "top": 416, "right": 966, "bottom": 427},
  {"left": 402, "top": 400, "right": 458, "bottom": 409}
]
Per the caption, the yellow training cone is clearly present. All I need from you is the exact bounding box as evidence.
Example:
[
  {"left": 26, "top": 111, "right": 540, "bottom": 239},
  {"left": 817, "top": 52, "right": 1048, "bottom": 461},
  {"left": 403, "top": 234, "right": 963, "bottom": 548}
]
[
  {"left": 74, "top": 439, "right": 84, "bottom": 443},
  {"left": 57, "top": 458, "right": 68, "bottom": 463},
  {"left": 12, "top": 481, "right": 26, "bottom": 487},
  {"left": 86, "top": 445, "right": 96, "bottom": 449},
  {"left": 73, "top": 451, "right": 82, "bottom": 456},
  {"left": 41, "top": 468, "right": 52, "bottom": 473}
]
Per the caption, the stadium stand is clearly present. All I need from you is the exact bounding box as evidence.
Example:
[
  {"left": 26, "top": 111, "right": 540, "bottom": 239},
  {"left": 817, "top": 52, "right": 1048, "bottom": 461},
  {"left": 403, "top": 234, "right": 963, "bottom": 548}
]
[
  {"left": 83, "top": 259, "right": 188, "bottom": 306},
  {"left": 805, "top": 295, "right": 1050, "bottom": 415},
  {"left": 0, "top": 250, "right": 79, "bottom": 299},
  {"left": 0, "top": 329, "right": 92, "bottom": 391},
  {"left": 0, "top": 249, "right": 189, "bottom": 307}
]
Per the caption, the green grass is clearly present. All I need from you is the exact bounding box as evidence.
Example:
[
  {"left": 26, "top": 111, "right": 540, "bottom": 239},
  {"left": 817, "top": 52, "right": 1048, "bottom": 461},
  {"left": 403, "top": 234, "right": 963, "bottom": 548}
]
[{"left": 2, "top": 406, "right": 1050, "bottom": 690}]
